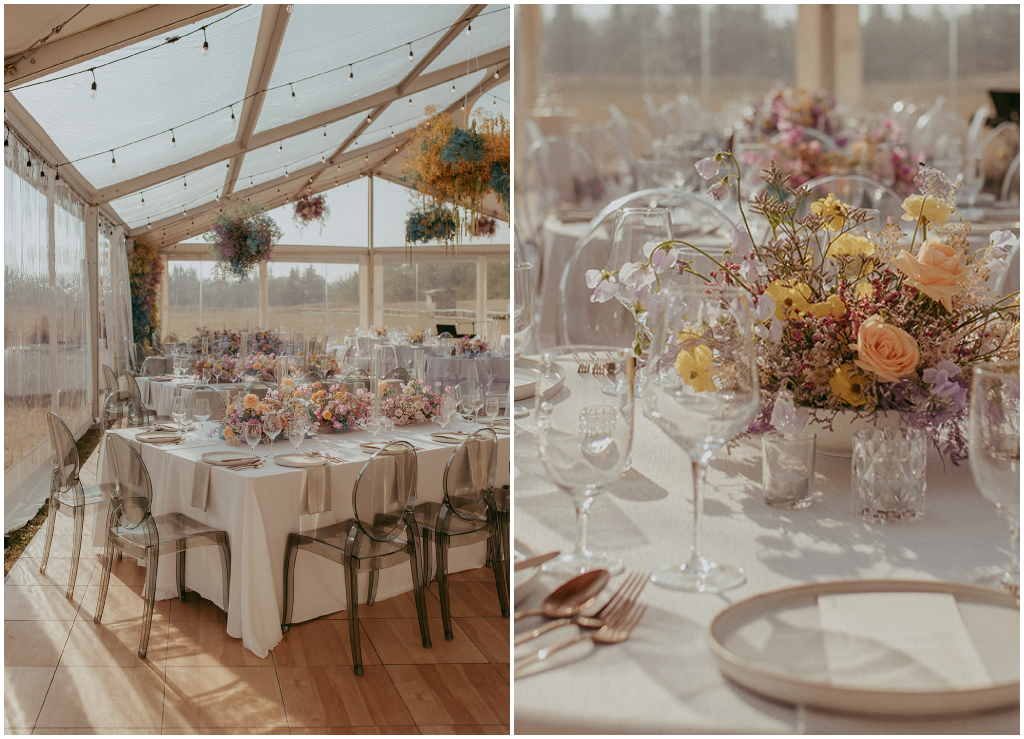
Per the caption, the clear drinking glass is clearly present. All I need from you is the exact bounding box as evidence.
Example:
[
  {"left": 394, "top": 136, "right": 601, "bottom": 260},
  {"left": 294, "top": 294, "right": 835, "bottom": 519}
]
[
  {"left": 762, "top": 430, "right": 816, "bottom": 509},
  {"left": 193, "top": 399, "right": 211, "bottom": 436},
  {"left": 642, "top": 284, "right": 760, "bottom": 592},
  {"left": 463, "top": 383, "right": 485, "bottom": 422},
  {"left": 852, "top": 427, "right": 927, "bottom": 523},
  {"left": 536, "top": 345, "right": 635, "bottom": 576},
  {"left": 485, "top": 395, "right": 500, "bottom": 425},
  {"left": 245, "top": 419, "right": 262, "bottom": 454},
  {"left": 969, "top": 360, "right": 1021, "bottom": 596},
  {"left": 263, "top": 414, "right": 282, "bottom": 457},
  {"left": 202, "top": 367, "right": 212, "bottom": 385},
  {"left": 171, "top": 396, "right": 187, "bottom": 434},
  {"left": 513, "top": 262, "right": 536, "bottom": 419},
  {"left": 290, "top": 412, "right": 309, "bottom": 454}
]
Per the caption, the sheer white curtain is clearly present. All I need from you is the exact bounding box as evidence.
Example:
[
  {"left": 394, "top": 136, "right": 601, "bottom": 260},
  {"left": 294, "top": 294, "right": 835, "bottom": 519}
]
[
  {"left": 54, "top": 179, "right": 90, "bottom": 432},
  {"left": 97, "top": 217, "right": 134, "bottom": 374}
]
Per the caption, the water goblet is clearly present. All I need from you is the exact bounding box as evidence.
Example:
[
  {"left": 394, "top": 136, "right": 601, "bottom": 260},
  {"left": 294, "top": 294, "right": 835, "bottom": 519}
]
[
  {"left": 463, "top": 383, "right": 485, "bottom": 423},
  {"left": 485, "top": 395, "right": 500, "bottom": 425},
  {"left": 536, "top": 345, "right": 635, "bottom": 576},
  {"left": 263, "top": 414, "right": 282, "bottom": 458},
  {"left": 202, "top": 367, "right": 212, "bottom": 385},
  {"left": 245, "top": 419, "right": 262, "bottom": 456},
  {"left": 642, "top": 284, "right": 760, "bottom": 593},
  {"left": 969, "top": 360, "right": 1021, "bottom": 597},
  {"left": 182, "top": 408, "right": 196, "bottom": 438},
  {"left": 193, "top": 399, "right": 211, "bottom": 436},
  {"left": 290, "top": 412, "right": 309, "bottom": 454},
  {"left": 171, "top": 396, "right": 187, "bottom": 435}
]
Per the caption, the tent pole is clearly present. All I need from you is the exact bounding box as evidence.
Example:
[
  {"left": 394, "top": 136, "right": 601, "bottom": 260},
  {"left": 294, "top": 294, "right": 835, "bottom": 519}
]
[
  {"left": 259, "top": 260, "right": 270, "bottom": 328},
  {"left": 367, "top": 174, "right": 374, "bottom": 328},
  {"left": 86, "top": 207, "right": 99, "bottom": 420},
  {"left": 476, "top": 255, "right": 487, "bottom": 340}
]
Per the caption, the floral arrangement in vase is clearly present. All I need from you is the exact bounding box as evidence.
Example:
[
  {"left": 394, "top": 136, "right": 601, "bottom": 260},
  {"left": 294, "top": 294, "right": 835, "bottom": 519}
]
[
  {"left": 754, "top": 86, "right": 845, "bottom": 141},
  {"left": 307, "top": 353, "right": 340, "bottom": 377},
  {"left": 220, "top": 390, "right": 284, "bottom": 445},
  {"left": 282, "top": 378, "right": 372, "bottom": 432},
  {"left": 409, "top": 328, "right": 426, "bottom": 344},
  {"left": 848, "top": 118, "right": 921, "bottom": 196},
  {"left": 292, "top": 193, "right": 330, "bottom": 233},
  {"left": 371, "top": 325, "right": 388, "bottom": 337},
  {"left": 455, "top": 336, "right": 489, "bottom": 357},
  {"left": 243, "top": 352, "right": 278, "bottom": 380},
  {"left": 192, "top": 353, "right": 237, "bottom": 379},
  {"left": 204, "top": 200, "right": 282, "bottom": 280},
  {"left": 380, "top": 379, "right": 446, "bottom": 426}
]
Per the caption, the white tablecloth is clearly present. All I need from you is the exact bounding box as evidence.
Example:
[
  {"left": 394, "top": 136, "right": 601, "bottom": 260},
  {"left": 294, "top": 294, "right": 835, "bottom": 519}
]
[
  {"left": 424, "top": 356, "right": 511, "bottom": 394},
  {"left": 513, "top": 371, "right": 1018, "bottom": 733},
  {"left": 92, "top": 424, "right": 510, "bottom": 658},
  {"left": 142, "top": 380, "right": 243, "bottom": 417}
]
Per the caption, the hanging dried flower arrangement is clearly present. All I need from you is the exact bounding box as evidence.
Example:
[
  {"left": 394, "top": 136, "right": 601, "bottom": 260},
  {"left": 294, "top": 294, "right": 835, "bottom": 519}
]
[
  {"left": 401, "top": 106, "right": 509, "bottom": 253},
  {"left": 204, "top": 200, "right": 282, "bottom": 280},
  {"left": 465, "top": 215, "right": 498, "bottom": 238},
  {"left": 405, "top": 204, "right": 458, "bottom": 245},
  {"left": 292, "top": 193, "right": 330, "bottom": 233}
]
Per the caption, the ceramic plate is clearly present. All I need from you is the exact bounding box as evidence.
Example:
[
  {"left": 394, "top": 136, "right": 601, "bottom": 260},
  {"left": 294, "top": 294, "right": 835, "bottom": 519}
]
[
  {"left": 201, "top": 451, "right": 258, "bottom": 466},
  {"left": 273, "top": 453, "right": 326, "bottom": 468},
  {"left": 708, "top": 579, "right": 1020, "bottom": 717},
  {"left": 514, "top": 357, "right": 566, "bottom": 401},
  {"left": 429, "top": 432, "right": 469, "bottom": 444},
  {"left": 514, "top": 541, "right": 541, "bottom": 606},
  {"left": 359, "top": 442, "right": 423, "bottom": 454}
]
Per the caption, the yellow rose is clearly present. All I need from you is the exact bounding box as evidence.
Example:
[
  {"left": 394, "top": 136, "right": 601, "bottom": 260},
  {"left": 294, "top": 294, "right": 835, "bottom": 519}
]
[
  {"left": 313, "top": 382, "right": 322, "bottom": 390},
  {"left": 253, "top": 362, "right": 262, "bottom": 370},
  {"left": 829, "top": 364, "right": 871, "bottom": 407},
  {"left": 674, "top": 343, "right": 716, "bottom": 392},
  {"left": 293, "top": 391, "right": 301, "bottom": 399},
  {"left": 765, "top": 281, "right": 813, "bottom": 319},
  {"left": 257, "top": 403, "right": 268, "bottom": 414},
  {"left": 891, "top": 237, "right": 965, "bottom": 312},
  {"left": 854, "top": 315, "right": 920, "bottom": 382},
  {"left": 243, "top": 393, "right": 259, "bottom": 409},
  {"left": 900, "top": 194, "right": 952, "bottom": 227},
  {"left": 807, "top": 294, "right": 846, "bottom": 319},
  {"left": 283, "top": 378, "right": 296, "bottom": 388},
  {"left": 223, "top": 426, "right": 235, "bottom": 440},
  {"left": 810, "top": 193, "right": 849, "bottom": 231},
  {"left": 827, "top": 233, "right": 875, "bottom": 259},
  {"left": 322, "top": 410, "right": 332, "bottom": 421}
]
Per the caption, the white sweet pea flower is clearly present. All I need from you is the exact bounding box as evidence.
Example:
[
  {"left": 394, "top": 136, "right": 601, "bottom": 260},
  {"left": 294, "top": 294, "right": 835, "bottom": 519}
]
[
  {"left": 739, "top": 257, "right": 767, "bottom": 283},
  {"left": 695, "top": 156, "right": 720, "bottom": 180},
  {"left": 986, "top": 229, "right": 1018, "bottom": 275},
  {"left": 708, "top": 179, "right": 730, "bottom": 201},
  {"left": 643, "top": 240, "right": 677, "bottom": 273},
  {"left": 586, "top": 269, "right": 618, "bottom": 303},
  {"left": 731, "top": 224, "right": 755, "bottom": 259},
  {"left": 585, "top": 269, "right": 606, "bottom": 289}
]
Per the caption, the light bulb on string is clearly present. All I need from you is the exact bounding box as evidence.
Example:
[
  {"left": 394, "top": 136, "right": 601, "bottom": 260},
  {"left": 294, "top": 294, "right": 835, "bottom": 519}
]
[
  {"left": 202, "top": 27, "right": 209, "bottom": 56},
  {"left": 183, "top": 176, "right": 187, "bottom": 191},
  {"left": 171, "top": 129, "right": 176, "bottom": 148},
  {"left": 348, "top": 65, "right": 353, "bottom": 83},
  {"left": 90, "top": 69, "right": 97, "bottom": 98},
  {"left": 492, "top": 97, "right": 496, "bottom": 107},
  {"left": 111, "top": 150, "right": 116, "bottom": 169},
  {"left": 409, "top": 98, "right": 413, "bottom": 106},
  {"left": 390, "top": 127, "right": 394, "bottom": 138},
  {"left": 452, "top": 81, "right": 455, "bottom": 93},
  {"left": 366, "top": 113, "right": 372, "bottom": 123},
  {"left": 54, "top": 167, "right": 59, "bottom": 181},
  {"left": 289, "top": 83, "right": 296, "bottom": 100},
  {"left": 408, "top": 43, "right": 414, "bottom": 62},
  {"left": 230, "top": 105, "right": 235, "bottom": 121},
  {"left": 323, "top": 126, "right": 327, "bottom": 139},
  {"left": 466, "top": 23, "right": 471, "bottom": 35},
  {"left": 284, "top": 167, "right": 289, "bottom": 178},
  {"left": 321, "top": 154, "right": 326, "bottom": 163},
  {"left": 493, "top": 70, "right": 499, "bottom": 80},
  {"left": 279, "top": 141, "right": 283, "bottom": 153},
  {"left": 141, "top": 194, "right": 145, "bottom": 206}
]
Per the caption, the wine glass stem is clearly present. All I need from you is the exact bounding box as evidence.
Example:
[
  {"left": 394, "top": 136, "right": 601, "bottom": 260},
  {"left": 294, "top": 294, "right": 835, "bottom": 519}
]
[
  {"left": 573, "top": 494, "right": 596, "bottom": 557},
  {"left": 688, "top": 460, "right": 707, "bottom": 571},
  {"left": 1010, "top": 522, "right": 1020, "bottom": 579}
]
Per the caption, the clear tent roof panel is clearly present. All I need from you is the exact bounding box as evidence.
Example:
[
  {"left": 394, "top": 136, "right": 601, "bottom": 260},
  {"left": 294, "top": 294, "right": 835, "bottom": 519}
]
[
  {"left": 236, "top": 110, "right": 370, "bottom": 189},
  {"left": 10, "top": 6, "right": 261, "bottom": 190},
  {"left": 253, "top": 4, "right": 467, "bottom": 136},
  {"left": 109, "top": 159, "right": 230, "bottom": 230},
  {"left": 357, "top": 69, "right": 489, "bottom": 150},
  {"left": 423, "top": 6, "right": 510, "bottom": 76}
]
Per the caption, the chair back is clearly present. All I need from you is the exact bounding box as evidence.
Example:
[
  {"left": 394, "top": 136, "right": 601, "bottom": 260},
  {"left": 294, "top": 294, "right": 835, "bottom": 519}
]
[
  {"left": 352, "top": 441, "right": 417, "bottom": 541},
  {"left": 385, "top": 367, "right": 411, "bottom": 382},
  {"left": 140, "top": 356, "right": 164, "bottom": 377},
  {"left": 574, "top": 126, "right": 635, "bottom": 199},
  {"left": 106, "top": 434, "right": 154, "bottom": 530},
  {"left": 185, "top": 385, "right": 227, "bottom": 417},
  {"left": 102, "top": 364, "right": 119, "bottom": 395},
  {"left": 100, "top": 391, "right": 145, "bottom": 430},
  {"left": 46, "top": 411, "right": 81, "bottom": 491},
  {"left": 123, "top": 371, "right": 144, "bottom": 402},
  {"left": 165, "top": 333, "right": 179, "bottom": 343},
  {"left": 798, "top": 174, "right": 903, "bottom": 232},
  {"left": 442, "top": 428, "right": 498, "bottom": 523},
  {"left": 523, "top": 137, "right": 609, "bottom": 223},
  {"left": 243, "top": 379, "right": 272, "bottom": 399}
]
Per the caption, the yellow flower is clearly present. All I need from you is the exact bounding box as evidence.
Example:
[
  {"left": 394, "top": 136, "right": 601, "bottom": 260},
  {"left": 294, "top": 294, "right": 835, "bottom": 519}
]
[
  {"left": 765, "top": 281, "right": 813, "bottom": 319},
  {"left": 283, "top": 378, "right": 296, "bottom": 388},
  {"left": 900, "top": 194, "right": 952, "bottom": 227},
  {"left": 829, "top": 364, "right": 871, "bottom": 407},
  {"left": 322, "top": 410, "right": 333, "bottom": 421},
  {"left": 810, "top": 194, "right": 849, "bottom": 231},
  {"left": 378, "top": 380, "right": 389, "bottom": 394},
  {"left": 674, "top": 343, "right": 716, "bottom": 393},
  {"left": 242, "top": 393, "right": 259, "bottom": 410},
  {"left": 312, "top": 382, "right": 322, "bottom": 390},
  {"left": 827, "top": 233, "right": 875, "bottom": 259},
  {"left": 223, "top": 426, "right": 235, "bottom": 440},
  {"left": 807, "top": 294, "right": 846, "bottom": 319},
  {"left": 334, "top": 391, "right": 344, "bottom": 400},
  {"left": 293, "top": 391, "right": 301, "bottom": 399},
  {"left": 253, "top": 362, "right": 262, "bottom": 370},
  {"left": 257, "top": 403, "right": 268, "bottom": 414},
  {"left": 854, "top": 282, "right": 874, "bottom": 300}
]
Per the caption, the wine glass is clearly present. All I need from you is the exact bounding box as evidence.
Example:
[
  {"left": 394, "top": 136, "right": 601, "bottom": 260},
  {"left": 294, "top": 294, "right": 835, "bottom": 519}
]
[
  {"left": 263, "top": 414, "right": 282, "bottom": 457},
  {"left": 202, "top": 367, "right": 212, "bottom": 385},
  {"left": 182, "top": 408, "right": 196, "bottom": 439},
  {"left": 439, "top": 396, "right": 457, "bottom": 431},
  {"left": 193, "top": 398, "right": 211, "bottom": 436},
  {"left": 171, "top": 396, "right": 187, "bottom": 434},
  {"left": 462, "top": 382, "right": 485, "bottom": 422},
  {"left": 642, "top": 284, "right": 760, "bottom": 593},
  {"left": 536, "top": 345, "right": 635, "bottom": 576},
  {"left": 513, "top": 262, "right": 536, "bottom": 419},
  {"left": 245, "top": 419, "right": 262, "bottom": 456},
  {"left": 969, "top": 360, "right": 1021, "bottom": 597},
  {"left": 485, "top": 395, "right": 500, "bottom": 425},
  {"left": 289, "top": 409, "right": 310, "bottom": 454}
]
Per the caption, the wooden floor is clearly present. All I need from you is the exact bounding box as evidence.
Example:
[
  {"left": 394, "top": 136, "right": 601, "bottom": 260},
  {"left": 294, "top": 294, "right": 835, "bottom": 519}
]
[{"left": 5, "top": 445, "right": 510, "bottom": 734}]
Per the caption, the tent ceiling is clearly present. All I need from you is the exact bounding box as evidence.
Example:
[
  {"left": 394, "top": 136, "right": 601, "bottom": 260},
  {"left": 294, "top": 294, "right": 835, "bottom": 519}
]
[{"left": 4, "top": 3, "right": 509, "bottom": 249}]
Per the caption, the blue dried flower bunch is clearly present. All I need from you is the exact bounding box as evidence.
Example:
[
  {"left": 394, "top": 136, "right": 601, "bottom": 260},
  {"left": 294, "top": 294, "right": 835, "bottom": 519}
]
[{"left": 405, "top": 205, "right": 458, "bottom": 245}]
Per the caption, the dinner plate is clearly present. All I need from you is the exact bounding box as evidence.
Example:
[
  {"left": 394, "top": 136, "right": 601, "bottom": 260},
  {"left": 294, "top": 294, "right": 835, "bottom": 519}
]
[
  {"left": 429, "top": 432, "right": 469, "bottom": 444},
  {"left": 707, "top": 579, "right": 1020, "bottom": 717},
  {"left": 514, "top": 541, "right": 541, "bottom": 606},
  {"left": 136, "top": 431, "right": 183, "bottom": 442},
  {"left": 201, "top": 451, "right": 258, "bottom": 466},
  {"left": 273, "top": 453, "right": 326, "bottom": 468},
  {"left": 514, "top": 357, "right": 566, "bottom": 401},
  {"left": 359, "top": 442, "right": 423, "bottom": 454}
]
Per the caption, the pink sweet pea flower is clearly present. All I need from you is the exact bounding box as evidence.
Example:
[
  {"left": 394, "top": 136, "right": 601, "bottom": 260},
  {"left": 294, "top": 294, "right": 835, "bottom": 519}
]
[{"left": 695, "top": 156, "right": 720, "bottom": 180}]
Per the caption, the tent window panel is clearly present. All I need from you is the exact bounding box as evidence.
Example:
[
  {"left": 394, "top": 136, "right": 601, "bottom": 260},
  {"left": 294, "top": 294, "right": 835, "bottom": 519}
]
[
  {"left": 166, "top": 260, "right": 261, "bottom": 339},
  {"left": 267, "top": 261, "right": 359, "bottom": 339},
  {"left": 54, "top": 198, "right": 90, "bottom": 422},
  {"left": 381, "top": 261, "right": 476, "bottom": 333}
]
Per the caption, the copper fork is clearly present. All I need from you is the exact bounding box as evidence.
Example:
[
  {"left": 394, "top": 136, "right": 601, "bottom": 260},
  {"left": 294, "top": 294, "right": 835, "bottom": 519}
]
[
  {"left": 515, "top": 571, "right": 649, "bottom": 646},
  {"left": 514, "top": 599, "right": 647, "bottom": 675}
]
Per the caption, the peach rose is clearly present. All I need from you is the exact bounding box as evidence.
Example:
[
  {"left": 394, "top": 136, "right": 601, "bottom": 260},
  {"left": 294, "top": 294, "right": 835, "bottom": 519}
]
[
  {"left": 854, "top": 315, "right": 920, "bottom": 382},
  {"left": 243, "top": 393, "right": 259, "bottom": 409},
  {"left": 891, "top": 237, "right": 965, "bottom": 311}
]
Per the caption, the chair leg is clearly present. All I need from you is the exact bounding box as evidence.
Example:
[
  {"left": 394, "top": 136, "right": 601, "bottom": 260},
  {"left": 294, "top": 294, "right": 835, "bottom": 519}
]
[
  {"left": 281, "top": 539, "right": 299, "bottom": 633},
  {"left": 67, "top": 504, "right": 86, "bottom": 600},
  {"left": 39, "top": 495, "right": 58, "bottom": 576},
  {"left": 94, "top": 537, "right": 116, "bottom": 624},
  {"left": 176, "top": 546, "right": 187, "bottom": 602},
  {"left": 343, "top": 562, "right": 363, "bottom": 675},
  {"left": 436, "top": 535, "right": 453, "bottom": 641},
  {"left": 489, "top": 532, "right": 510, "bottom": 618},
  {"left": 218, "top": 536, "right": 231, "bottom": 612},
  {"left": 408, "top": 543, "right": 431, "bottom": 649},
  {"left": 366, "top": 569, "right": 378, "bottom": 605},
  {"left": 139, "top": 544, "right": 159, "bottom": 659}
]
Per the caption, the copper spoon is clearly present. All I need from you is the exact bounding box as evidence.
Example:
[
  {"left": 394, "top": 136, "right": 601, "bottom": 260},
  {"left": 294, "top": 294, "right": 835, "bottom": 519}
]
[{"left": 513, "top": 569, "right": 610, "bottom": 621}]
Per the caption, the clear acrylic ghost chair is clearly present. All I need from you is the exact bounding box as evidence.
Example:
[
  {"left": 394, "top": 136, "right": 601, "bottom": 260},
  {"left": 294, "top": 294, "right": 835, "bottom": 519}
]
[
  {"left": 574, "top": 126, "right": 636, "bottom": 199},
  {"left": 99, "top": 391, "right": 147, "bottom": 432},
  {"left": 1001, "top": 153, "right": 1019, "bottom": 202},
  {"left": 95, "top": 434, "right": 231, "bottom": 659},
  {"left": 412, "top": 428, "right": 508, "bottom": 640},
  {"left": 242, "top": 379, "right": 273, "bottom": 399},
  {"left": 385, "top": 367, "right": 412, "bottom": 382},
  {"left": 140, "top": 355, "right": 165, "bottom": 377},
  {"left": 102, "top": 364, "right": 119, "bottom": 395},
  {"left": 523, "top": 137, "right": 609, "bottom": 224},
  {"left": 557, "top": 188, "right": 737, "bottom": 346},
  {"left": 123, "top": 371, "right": 158, "bottom": 424},
  {"left": 769, "top": 126, "right": 840, "bottom": 152},
  {"left": 185, "top": 385, "right": 227, "bottom": 419},
  {"left": 607, "top": 104, "right": 655, "bottom": 164},
  {"left": 341, "top": 368, "right": 372, "bottom": 394},
  {"left": 40, "top": 412, "right": 118, "bottom": 599},
  {"left": 281, "top": 441, "right": 430, "bottom": 674},
  {"left": 798, "top": 174, "right": 904, "bottom": 232}
]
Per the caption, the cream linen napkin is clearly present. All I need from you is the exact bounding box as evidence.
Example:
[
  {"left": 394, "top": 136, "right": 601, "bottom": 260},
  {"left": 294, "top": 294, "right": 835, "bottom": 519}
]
[
  {"left": 302, "top": 463, "right": 332, "bottom": 515},
  {"left": 818, "top": 591, "right": 992, "bottom": 690},
  {"left": 191, "top": 460, "right": 213, "bottom": 511}
]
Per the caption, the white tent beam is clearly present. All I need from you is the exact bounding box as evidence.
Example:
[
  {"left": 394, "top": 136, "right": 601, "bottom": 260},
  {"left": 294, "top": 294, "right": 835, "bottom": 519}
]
[
  {"left": 3, "top": 5, "right": 240, "bottom": 90},
  {"left": 93, "top": 47, "right": 509, "bottom": 204},
  {"left": 223, "top": 4, "right": 291, "bottom": 200}
]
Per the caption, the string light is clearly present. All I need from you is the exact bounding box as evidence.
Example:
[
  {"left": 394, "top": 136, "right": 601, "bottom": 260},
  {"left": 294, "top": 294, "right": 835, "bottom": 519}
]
[
  {"left": 390, "top": 127, "right": 394, "bottom": 138},
  {"left": 90, "top": 69, "right": 97, "bottom": 98},
  {"left": 141, "top": 193, "right": 145, "bottom": 205},
  {"left": 366, "top": 113, "right": 372, "bottom": 122},
  {"left": 54, "top": 166, "right": 59, "bottom": 181},
  {"left": 408, "top": 43, "right": 414, "bottom": 62},
  {"left": 111, "top": 150, "right": 116, "bottom": 168},
  {"left": 183, "top": 176, "right": 187, "bottom": 191},
  {"left": 493, "top": 70, "right": 499, "bottom": 79},
  {"left": 284, "top": 167, "right": 289, "bottom": 178},
  {"left": 289, "top": 83, "right": 296, "bottom": 100},
  {"left": 348, "top": 65, "right": 353, "bottom": 83},
  {"left": 201, "top": 27, "right": 209, "bottom": 56},
  {"left": 452, "top": 81, "right": 455, "bottom": 93},
  {"left": 321, "top": 154, "right": 326, "bottom": 163},
  {"left": 467, "top": 23, "right": 471, "bottom": 35},
  {"left": 230, "top": 104, "right": 235, "bottom": 121},
  {"left": 492, "top": 97, "right": 496, "bottom": 107},
  {"left": 279, "top": 141, "right": 283, "bottom": 153},
  {"left": 27, "top": 155, "right": 32, "bottom": 167},
  {"left": 170, "top": 129, "right": 176, "bottom": 147},
  {"left": 323, "top": 126, "right": 327, "bottom": 139},
  {"left": 409, "top": 98, "right": 413, "bottom": 106}
]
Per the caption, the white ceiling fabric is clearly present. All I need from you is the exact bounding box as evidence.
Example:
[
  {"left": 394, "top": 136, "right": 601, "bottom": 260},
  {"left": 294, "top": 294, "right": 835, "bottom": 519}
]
[
  {"left": 110, "top": 159, "right": 232, "bottom": 230},
  {"left": 424, "top": 6, "right": 509, "bottom": 76}
]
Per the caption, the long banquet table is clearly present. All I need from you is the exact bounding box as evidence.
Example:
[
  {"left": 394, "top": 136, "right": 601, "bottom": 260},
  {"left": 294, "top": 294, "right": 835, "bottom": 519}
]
[
  {"left": 92, "top": 423, "right": 510, "bottom": 658},
  {"left": 135, "top": 378, "right": 244, "bottom": 416},
  {"left": 513, "top": 372, "right": 1019, "bottom": 733}
]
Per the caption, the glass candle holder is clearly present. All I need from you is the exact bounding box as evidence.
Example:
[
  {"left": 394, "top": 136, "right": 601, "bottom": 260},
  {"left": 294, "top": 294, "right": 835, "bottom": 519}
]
[
  {"left": 852, "top": 427, "right": 927, "bottom": 523},
  {"left": 762, "top": 430, "right": 816, "bottom": 509}
]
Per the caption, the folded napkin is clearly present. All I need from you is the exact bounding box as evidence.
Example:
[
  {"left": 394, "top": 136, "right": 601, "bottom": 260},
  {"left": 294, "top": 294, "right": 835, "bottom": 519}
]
[
  {"left": 191, "top": 460, "right": 213, "bottom": 511},
  {"left": 301, "top": 463, "right": 331, "bottom": 515},
  {"left": 430, "top": 432, "right": 469, "bottom": 444},
  {"left": 359, "top": 442, "right": 423, "bottom": 453},
  {"left": 144, "top": 424, "right": 181, "bottom": 432}
]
